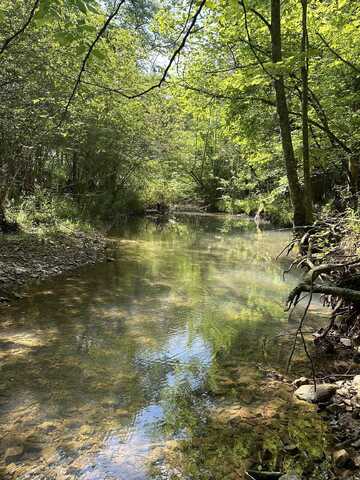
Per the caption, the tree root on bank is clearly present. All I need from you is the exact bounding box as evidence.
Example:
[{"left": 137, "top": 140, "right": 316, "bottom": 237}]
[
  {"left": 282, "top": 213, "right": 360, "bottom": 374},
  {"left": 288, "top": 280, "right": 360, "bottom": 307}
]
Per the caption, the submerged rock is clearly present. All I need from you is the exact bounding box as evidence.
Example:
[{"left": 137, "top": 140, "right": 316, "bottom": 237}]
[
  {"left": 333, "top": 449, "right": 352, "bottom": 468},
  {"left": 79, "top": 425, "right": 94, "bottom": 436},
  {"left": 4, "top": 446, "right": 24, "bottom": 464},
  {"left": 294, "top": 384, "right": 337, "bottom": 403}
]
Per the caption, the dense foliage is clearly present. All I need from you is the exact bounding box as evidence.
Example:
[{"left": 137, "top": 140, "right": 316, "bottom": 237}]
[{"left": 0, "top": 0, "right": 359, "bottom": 227}]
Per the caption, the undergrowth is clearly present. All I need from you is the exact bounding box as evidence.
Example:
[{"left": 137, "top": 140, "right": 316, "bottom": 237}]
[{"left": 6, "top": 191, "right": 96, "bottom": 237}]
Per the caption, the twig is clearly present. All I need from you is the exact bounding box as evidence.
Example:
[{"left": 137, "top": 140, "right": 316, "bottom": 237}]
[
  {"left": 286, "top": 286, "right": 313, "bottom": 376},
  {"left": 317, "top": 32, "right": 360, "bottom": 74},
  {"left": 276, "top": 240, "right": 296, "bottom": 260},
  {"left": 239, "top": 1, "right": 274, "bottom": 80},
  {"left": 117, "top": 0, "right": 207, "bottom": 99},
  {"left": 0, "top": 0, "right": 40, "bottom": 54},
  {"left": 59, "top": 0, "right": 126, "bottom": 125},
  {"left": 59, "top": 0, "right": 207, "bottom": 124},
  {"left": 300, "top": 318, "right": 316, "bottom": 387},
  {"left": 318, "top": 299, "right": 343, "bottom": 339}
]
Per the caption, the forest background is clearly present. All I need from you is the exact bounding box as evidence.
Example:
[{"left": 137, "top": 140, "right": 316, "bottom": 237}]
[{"left": 0, "top": 0, "right": 359, "bottom": 230}]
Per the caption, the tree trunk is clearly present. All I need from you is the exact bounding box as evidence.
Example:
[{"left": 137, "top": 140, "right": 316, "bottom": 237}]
[
  {"left": 349, "top": 77, "right": 360, "bottom": 209},
  {"left": 349, "top": 155, "right": 359, "bottom": 209},
  {"left": 301, "top": 0, "right": 313, "bottom": 224},
  {"left": 0, "top": 184, "right": 8, "bottom": 232},
  {"left": 271, "top": 0, "right": 306, "bottom": 227},
  {"left": 0, "top": 204, "right": 7, "bottom": 231},
  {"left": 72, "top": 150, "right": 78, "bottom": 196}
]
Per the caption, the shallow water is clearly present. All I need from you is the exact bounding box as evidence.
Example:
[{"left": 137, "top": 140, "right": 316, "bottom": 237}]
[{"left": 0, "top": 215, "right": 332, "bottom": 479}]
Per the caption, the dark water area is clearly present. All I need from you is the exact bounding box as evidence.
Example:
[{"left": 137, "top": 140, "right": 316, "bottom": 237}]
[{"left": 0, "top": 215, "right": 333, "bottom": 479}]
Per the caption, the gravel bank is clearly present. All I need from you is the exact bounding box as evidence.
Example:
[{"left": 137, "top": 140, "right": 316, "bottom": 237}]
[{"left": 0, "top": 231, "right": 107, "bottom": 302}]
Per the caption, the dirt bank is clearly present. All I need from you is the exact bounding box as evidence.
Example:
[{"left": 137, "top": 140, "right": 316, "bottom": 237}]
[
  {"left": 0, "top": 231, "right": 108, "bottom": 303},
  {"left": 280, "top": 213, "right": 360, "bottom": 479}
]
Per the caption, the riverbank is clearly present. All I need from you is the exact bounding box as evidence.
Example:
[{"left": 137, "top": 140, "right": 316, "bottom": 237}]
[
  {"left": 0, "top": 230, "right": 108, "bottom": 303},
  {"left": 280, "top": 212, "right": 360, "bottom": 479}
]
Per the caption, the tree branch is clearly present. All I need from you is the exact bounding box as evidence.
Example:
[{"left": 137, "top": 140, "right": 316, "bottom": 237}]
[
  {"left": 59, "top": 0, "right": 206, "bottom": 122},
  {"left": 239, "top": 1, "right": 274, "bottom": 79},
  {"left": 121, "top": 0, "right": 207, "bottom": 99},
  {"left": 0, "top": 0, "right": 40, "bottom": 55},
  {"left": 59, "top": 0, "right": 127, "bottom": 125},
  {"left": 317, "top": 32, "right": 360, "bottom": 74},
  {"left": 238, "top": 0, "right": 271, "bottom": 32},
  {"left": 289, "top": 282, "right": 360, "bottom": 304}
]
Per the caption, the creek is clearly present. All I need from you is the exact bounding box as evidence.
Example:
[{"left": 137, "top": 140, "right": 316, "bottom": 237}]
[{"left": 0, "top": 214, "right": 332, "bottom": 479}]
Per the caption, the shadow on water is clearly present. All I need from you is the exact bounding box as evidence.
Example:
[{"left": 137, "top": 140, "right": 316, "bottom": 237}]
[{"left": 0, "top": 215, "right": 333, "bottom": 479}]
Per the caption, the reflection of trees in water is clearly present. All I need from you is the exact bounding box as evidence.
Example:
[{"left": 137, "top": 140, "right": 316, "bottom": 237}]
[
  {"left": 157, "top": 364, "right": 331, "bottom": 479},
  {"left": 0, "top": 216, "right": 322, "bottom": 479}
]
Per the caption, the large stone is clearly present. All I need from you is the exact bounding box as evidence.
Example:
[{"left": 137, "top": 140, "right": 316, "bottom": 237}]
[
  {"left": 294, "top": 384, "right": 337, "bottom": 403},
  {"left": 352, "top": 375, "right": 360, "bottom": 392},
  {"left": 4, "top": 446, "right": 24, "bottom": 464}
]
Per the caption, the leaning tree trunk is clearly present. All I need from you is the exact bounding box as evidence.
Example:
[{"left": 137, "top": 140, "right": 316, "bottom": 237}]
[
  {"left": 271, "top": 0, "right": 306, "bottom": 227},
  {"left": 301, "top": 0, "right": 313, "bottom": 224}
]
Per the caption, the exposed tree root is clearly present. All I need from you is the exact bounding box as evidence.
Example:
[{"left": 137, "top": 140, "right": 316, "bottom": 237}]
[{"left": 282, "top": 213, "right": 360, "bottom": 373}]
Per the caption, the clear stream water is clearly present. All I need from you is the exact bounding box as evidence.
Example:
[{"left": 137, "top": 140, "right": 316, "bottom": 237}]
[{"left": 0, "top": 215, "right": 332, "bottom": 480}]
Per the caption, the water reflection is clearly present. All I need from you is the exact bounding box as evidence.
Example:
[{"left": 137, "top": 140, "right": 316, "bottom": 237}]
[{"left": 0, "top": 215, "right": 332, "bottom": 479}]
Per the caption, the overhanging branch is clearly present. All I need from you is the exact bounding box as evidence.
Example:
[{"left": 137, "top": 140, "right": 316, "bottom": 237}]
[
  {"left": 0, "top": 0, "right": 40, "bottom": 55},
  {"left": 59, "top": 0, "right": 127, "bottom": 125},
  {"left": 317, "top": 32, "right": 360, "bottom": 74}
]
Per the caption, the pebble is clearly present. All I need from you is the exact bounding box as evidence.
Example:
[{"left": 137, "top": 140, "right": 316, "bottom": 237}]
[
  {"left": 4, "top": 446, "right": 24, "bottom": 464},
  {"left": 79, "top": 425, "right": 94, "bottom": 436},
  {"left": 333, "top": 449, "right": 351, "bottom": 468},
  {"left": 292, "top": 377, "right": 309, "bottom": 388},
  {"left": 351, "top": 438, "right": 360, "bottom": 449},
  {"left": 327, "top": 403, "right": 342, "bottom": 414},
  {"left": 0, "top": 233, "right": 107, "bottom": 301}
]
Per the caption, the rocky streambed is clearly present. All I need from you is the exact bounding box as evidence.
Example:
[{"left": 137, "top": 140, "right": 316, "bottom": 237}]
[
  {"left": 0, "top": 231, "right": 108, "bottom": 302},
  {"left": 291, "top": 374, "right": 360, "bottom": 479}
]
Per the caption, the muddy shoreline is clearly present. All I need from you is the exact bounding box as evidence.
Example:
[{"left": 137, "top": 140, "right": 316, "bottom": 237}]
[{"left": 0, "top": 231, "right": 108, "bottom": 303}]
